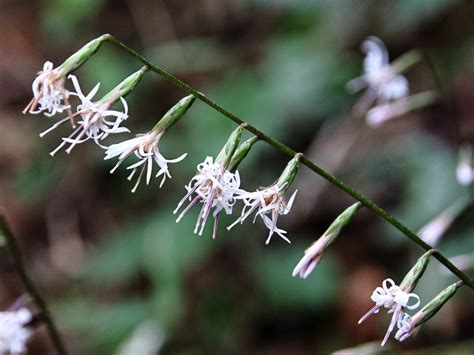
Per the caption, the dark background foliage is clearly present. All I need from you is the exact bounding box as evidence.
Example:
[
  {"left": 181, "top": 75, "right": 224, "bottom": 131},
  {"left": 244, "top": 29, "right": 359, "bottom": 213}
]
[{"left": 0, "top": 0, "right": 473, "bottom": 354}]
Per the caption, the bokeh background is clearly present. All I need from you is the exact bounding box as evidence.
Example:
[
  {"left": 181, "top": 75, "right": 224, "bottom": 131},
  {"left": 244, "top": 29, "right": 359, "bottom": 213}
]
[{"left": 1, "top": 0, "right": 473, "bottom": 354}]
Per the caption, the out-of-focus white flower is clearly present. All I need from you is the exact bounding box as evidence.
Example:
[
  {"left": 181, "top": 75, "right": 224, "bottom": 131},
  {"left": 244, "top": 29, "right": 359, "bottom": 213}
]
[
  {"left": 0, "top": 308, "right": 32, "bottom": 355},
  {"left": 174, "top": 156, "right": 241, "bottom": 238},
  {"left": 347, "top": 37, "right": 409, "bottom": 116},
  {"left": 23, "top": 61, "right": 70, "bottom": 117},
  {"left": 105, "top": 131, "right": 187, "bottom": 192},
  {"left": 40, "top": 75, "right": 130, "bottom": 156},
  {"left": 418, "top": 197, "right": 469, "bottom": 246},
  {"left": 456, "top": 145, "right": 473, "bottom": 186},
  {"left": 358, "top": 278, "right": 420, "bottom": 346},
  {"left": 366, "top": 91, "right": 437, "bottom": 127}
]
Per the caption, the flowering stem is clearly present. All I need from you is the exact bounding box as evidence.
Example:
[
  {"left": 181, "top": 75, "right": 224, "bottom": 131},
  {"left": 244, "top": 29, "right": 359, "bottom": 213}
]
[
  {"left": 0, "top": 215, "right": 67, "bottom": 355},
  {"left": 105, "top": 35, "right": 474, "bottom": 289}
]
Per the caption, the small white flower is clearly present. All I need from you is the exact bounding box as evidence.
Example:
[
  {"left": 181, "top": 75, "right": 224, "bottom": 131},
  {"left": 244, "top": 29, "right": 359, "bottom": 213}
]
[
  {"left": 227, "top": 184, "right": 297, "bottom": 244},
  {"left": 394, "top": 312, "right": 416, "bottom": 342},
  {"left": 40, "top": 75, "right": 129, "bottom": 156},
  {"left": 23, "top": 61, "right": 70, "bottom": 117},
  {"left": 0, "top": 308, "right": 32, "bottom": 355},
  {"left": 358, "top": 278, "right": 420, "bottom": 346},
  {"left": 347, "top": 37, "right": 409, "bottom": 116},
  {"left": 105, "top": 131, "right": 187, "bottom": 193},
  {"left": 456, "top": 145, "right": 473, "bottom": 186},
  {"left": 174, "top": 157, "right": 241, "bottom": 238},
  {"left": 292, "top": 240, "right": 324, "bottom": 279}
]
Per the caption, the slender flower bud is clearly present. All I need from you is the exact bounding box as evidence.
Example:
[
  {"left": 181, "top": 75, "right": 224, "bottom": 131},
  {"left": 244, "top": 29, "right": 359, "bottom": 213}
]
[
  {"left": 456, "top": 145, "right": 473, "bottom": 186},
  {"left": 174, "top": 126, "right": 243, "bottom": 238},
  {"left": 399, "top": 250, "right": 433, "bottom": 292},
  {"left": 40, "top": 67, "right": 148, "bottom": 156},
  {"left": 395, "top": 281, "right": 463, "bottom": 342},
  {"left": 418, "top": 197, "right": 470, "bottom": 246},
  {"left": 227, "top": 136, "right": 258, "bottom": 172},
  {"left": 23, "top": 34, "right": 111, "bottom": 117},
  {"left": 105, "top": 95, "right": 195, "bottom": 192},
  {"left": 292, "top": 202, "right": 362, "bottom": 279},
  {"left": 152, "top": 95, "right": 196, "bottom": 132},
  {"left": 228, "top": 154, "right": 301, "bottom": 244},
  {"left": 366, "top": 91, "right": 437, "bottom": 127},
  {"left": 215, "top": 125, "right": 244, "bottom": 167}
]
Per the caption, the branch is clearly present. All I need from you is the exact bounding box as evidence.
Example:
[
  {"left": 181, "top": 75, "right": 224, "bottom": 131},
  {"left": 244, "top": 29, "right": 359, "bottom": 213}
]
[
  {"left": 104, "top": 34, "right": 474, "bottom": 289},
  {"left": 0, "top": 214, "right": 68, "bottom": 355}
]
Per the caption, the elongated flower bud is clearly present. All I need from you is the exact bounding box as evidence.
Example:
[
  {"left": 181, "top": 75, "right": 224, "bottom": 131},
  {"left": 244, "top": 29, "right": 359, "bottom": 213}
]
[
  {"left": 395, "top": 281, "right": 463, "bottom": 342},
  {"left": 99, "top": 66, "right": 148, "bottom": 105},
  {"left": 227, "top": 136, "right": 258, "bottom": 172},
  {"left": 153, "top": 95, "right": 196, "bottom": 133},
  {"left": 399, "top": 250, "right": 434, "bottom": 292},
  {"left": 276, "top": 154, "right": 301, "bottom": 193},
  {"left": 215, "top": 125, "right": 244, "bottom": 167},
  {"left": 292, "top": 202, "right": 362, "bottom": 278},
  {"left": 58, "top": 34, "right": 111, "bottom": 76}
]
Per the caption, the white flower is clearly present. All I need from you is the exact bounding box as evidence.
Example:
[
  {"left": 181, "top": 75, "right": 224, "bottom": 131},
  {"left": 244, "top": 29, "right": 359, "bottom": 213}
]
[
  {"left": 174, "top": 157, "right": 241, "bottom": 238},
  {"left": 39, "top": 75, "right": 129, "bottom": 156},
  {"left": 0, "top": 308, "right": 32, "bottom": 355},
  {"left": 347, "top": 37, "right": 409, "bottom": 116},
  {"left": 456, "top": 145, "right": 473, "bottom": 186},
  {"left": 292, "top": 240, "right": 324, "bottom": 279},
  {"left": 227, "top": 184, "right": 297, "bottom": 244},
  {"left": 105, "top": 131, "right": 187, "bottom": 193},
  {"left": 23, "top": 61, "right": 70, "bottom": 117},
  {"left": 358, "top": 278, "right": 420, "bottom": 346},
  {"left": 394, "top": 312, "right": 416, "bottom": 342}
]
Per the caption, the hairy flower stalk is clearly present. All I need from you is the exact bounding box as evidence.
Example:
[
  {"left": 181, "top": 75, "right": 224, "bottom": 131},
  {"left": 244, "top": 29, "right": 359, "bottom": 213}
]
[
  {"left": 292, "top": 202, "right": 361, "bottom": 279},
  {"left": 347, "top": 37, "right": 416, "bottom": 117},
  {"left": 358, "top": 250, "right": 433, "bottom": 346},
  {"left": 105, "top": 95, "right": 195, "bottom": 192},
  {"left": 228, "top": 154, "right": 300, "bottom": 244},
  {"left": 40, "top": 66, "right": 148, "bottom": 156},
  {"left": 23, "top": 34, "right": 110, "bottom": 117},
  {"left": 0, "top": 307, "right": 33, "bottom": 355},
  {"left": 174, "top": 125, "right": 245, "bottom": 238},
  {"left": 395, "top": 281, "right": 463, "bottom": 342}
]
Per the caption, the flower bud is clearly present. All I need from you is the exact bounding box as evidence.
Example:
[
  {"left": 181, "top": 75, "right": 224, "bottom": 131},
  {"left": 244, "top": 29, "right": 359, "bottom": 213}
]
[
  {"left": 399, "top": 250, "right": 433, "bottom": 292},
  {"left": 395, "top": 281, "right": 463, "bottom": 342},
  {"left": 152, "top": 95, "right": 196, "bottom": 133},
  {"left": 276, "top": 153, "right": 301, "bottom": 193},
  {"left": 292, "top": 202, "right": 361, "bottom": 278},
  {"left": 215, "top": 125, "right": 244, "bottom": 167},
  {"left": 227, "top": 136, "right": 258, "bottom": 172},
  {"left": 98, "top": 66, "right": 148, "bottom": 105},
  {"left": 58, "top": 34, "right": 111, "bottom": 76}
]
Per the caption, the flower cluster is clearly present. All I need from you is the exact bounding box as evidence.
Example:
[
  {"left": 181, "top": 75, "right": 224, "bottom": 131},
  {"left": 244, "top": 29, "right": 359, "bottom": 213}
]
[
  {"left": 22, "top": 35, "right": 467, "bottom": 353},
  {"left": 0, "top": 308, "right": 32, "bottom": 355}
]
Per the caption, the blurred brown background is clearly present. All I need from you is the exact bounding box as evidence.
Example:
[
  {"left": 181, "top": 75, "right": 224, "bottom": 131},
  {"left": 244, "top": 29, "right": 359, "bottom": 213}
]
[{"left": 1, "top": 0, "right": 473, "bottom": 354}]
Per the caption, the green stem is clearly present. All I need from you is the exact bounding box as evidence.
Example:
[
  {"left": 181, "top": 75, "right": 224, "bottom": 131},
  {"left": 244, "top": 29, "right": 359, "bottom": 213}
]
[
  {"left": 105, "top": 35, "right": 474, "bottom": 289},
  {"left": 0, "top": 215, "right": 68, "bottom": 355}
]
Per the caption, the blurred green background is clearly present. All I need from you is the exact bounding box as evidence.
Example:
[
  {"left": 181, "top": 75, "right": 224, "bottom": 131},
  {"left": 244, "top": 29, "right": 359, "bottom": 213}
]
[{"left": 0, "top": 0, "right": 473, "bottom": 354}]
